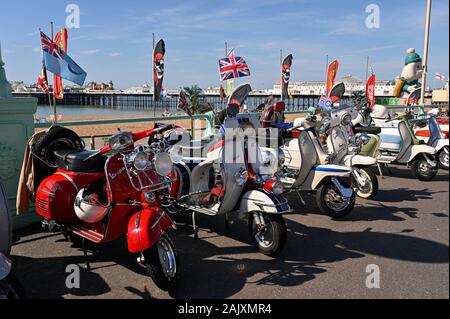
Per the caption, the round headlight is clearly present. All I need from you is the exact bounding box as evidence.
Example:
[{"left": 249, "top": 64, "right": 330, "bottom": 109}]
[
  {"left": 341, "top": 114, "right": 352, "bottom": 126},
  {"left": 360, "top": 133, "right": 370, "bottom": 145},
  {"left": 272, "top": 181, "right": 284, "bottom": 196},
  {"left": 109, "top": 132, "right": 133, "bottom": 151},
  {"left": 154, "top": 152, "right": 173, "bottom": 176},
  {"left": 133, "top": 152, "right": 149, "bottom": 171}
]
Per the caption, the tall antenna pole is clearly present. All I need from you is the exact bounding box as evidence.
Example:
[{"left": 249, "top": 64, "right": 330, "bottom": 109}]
[
  {"left": 280, "top": 49, "right": 283, "bottom": 99},
  {"left": 225, "top": 42, "right": 228, "bottom": 56},
  {"left": 420, "top": 0, "right": 432, "bottom": 106}
]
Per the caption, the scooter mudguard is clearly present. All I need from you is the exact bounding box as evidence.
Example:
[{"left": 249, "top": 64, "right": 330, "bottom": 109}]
[
  {"left": 240, "top": 190, "right": 291, "bottom": 214},
  {"left": 127, "top": 207, "right": 174, "bottom": 254},
  {"left": 433, "top": 138, "right": 449, "bottom": 152},
  {"left": 401, "top": 144, "right": 437, "bottom": 164},
  {"left": 309, "top": 165, "right": 351, "bottom": 190},
  {"left": 343, "top": 155, "right": 377, "bottom": 167}
]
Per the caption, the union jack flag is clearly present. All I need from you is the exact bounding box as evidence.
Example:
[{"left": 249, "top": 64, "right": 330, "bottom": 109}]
[
  {"left": 219, "top": 53, "right": 250, "bottom": 81},
  {"left": 40, "top": 31, "right": 64, "bottom": 61},
  {"left": 36, "top": 67, "right": 49, "bottom": 94}
]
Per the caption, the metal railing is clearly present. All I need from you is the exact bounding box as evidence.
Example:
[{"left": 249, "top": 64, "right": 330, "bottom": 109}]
[{"left": 34, "top": 104, "right": 448, "bottom": 150}]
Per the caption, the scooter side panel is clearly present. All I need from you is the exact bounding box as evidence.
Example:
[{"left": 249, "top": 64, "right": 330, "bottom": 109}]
[
  {"left": 127, "top": 207, "right": 173, "bottom": 254},
  {"left": 240, "top": 190, "right": 291, "bottom": 214},
  {"left": 344, "top": 155, "right": 377, "bottom": 167}
]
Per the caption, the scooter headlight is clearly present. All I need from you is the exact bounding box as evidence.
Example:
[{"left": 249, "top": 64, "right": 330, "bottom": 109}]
[
  {"left": 109, "top": 132, "right": 133, "bottom": 151},
  {"left": 360, "top": 133, "right": 370, "bottom": 145},
  {"left": 235, "top": 169, "right": 248, "bottom": 187},
  {"left": 133, "top": 152, "right": 149, "bottom": 171},
  {"left": 264, "top": 179, "right": 284, "bottom": 195},
  {"left": 341, "top": 114, "right": 352, "bottom": 126},
  {"left": 154, "top": 152, "right": 173, "bottom": 177}
]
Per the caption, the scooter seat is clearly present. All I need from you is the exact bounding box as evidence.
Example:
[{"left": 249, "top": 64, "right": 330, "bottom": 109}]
[
  {"left": 354, "top": 126, "right": 382, "bottom": 135},
  {"left": 54, "top": 149, "right": 106, "bottom": 173}
]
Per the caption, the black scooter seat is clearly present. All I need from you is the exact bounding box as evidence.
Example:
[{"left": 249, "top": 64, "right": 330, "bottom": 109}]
[
  {"left": 354, "top": 126, "right": 382, "bottom": 135},
  {"left": 54, "top": 149, "right": 106, "bottom": 173}
]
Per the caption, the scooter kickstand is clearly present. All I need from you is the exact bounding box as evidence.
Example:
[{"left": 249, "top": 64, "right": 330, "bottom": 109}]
[
  {"left": 377, "top": 163, "right": 384, "bottom": 179},
  {"left": 81, "top": 238, "right": 91, "bottom": 271},
  {"left": 225, "top": 213, "right": 231, "bottom": 230},
  {"left": 192, "top": 213, "right": 199, "bottom": 240},
  {"left": 296, "top": 192, "right": 306, "bottom": 206}
]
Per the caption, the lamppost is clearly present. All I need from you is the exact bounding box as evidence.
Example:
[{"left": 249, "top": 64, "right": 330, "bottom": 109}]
[{"left": 420, "top": 0, "right": 432, "bottom": 105}]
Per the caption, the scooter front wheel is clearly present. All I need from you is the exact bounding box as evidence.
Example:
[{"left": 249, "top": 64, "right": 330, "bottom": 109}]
[
  {"left": 144, "top": 233, "right": 180, "bottom": 292},
  {"left": 353, "top": 167, "right": 379, "bottom": 200},
  {"left": 411, "top": 155, "right": 438, "bottom": 181},
  {"left": 316, "top": 181, "right": 356, "bottom": 219},
  {"left": 249, "top": 213, "right": 287, "bottom": 257}
]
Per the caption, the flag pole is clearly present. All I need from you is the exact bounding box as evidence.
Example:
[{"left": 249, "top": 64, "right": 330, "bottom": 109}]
[
  {"left": 152, "top": 33, "right": 156, "bottom": 122},
  {"left": 50, "top": 21, "right": 57, "bottom": 123},
  {"left": 420, "top": 0, "right": 432, "bottom": 106},
  {"left": 366, "top": 56, "right": 370, "bottom": 81}
]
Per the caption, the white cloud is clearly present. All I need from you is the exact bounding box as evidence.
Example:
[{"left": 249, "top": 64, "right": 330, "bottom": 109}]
[
  {"left": 79, "top": 49, "right": 100, "bottom": 55},
  {"left": 109, "top": 52, "right": 121, "bottom": 57}
]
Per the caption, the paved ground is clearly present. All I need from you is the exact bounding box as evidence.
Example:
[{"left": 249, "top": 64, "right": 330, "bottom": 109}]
[{"left": 10, "top": 165, "right": 449, "bottom": 299}]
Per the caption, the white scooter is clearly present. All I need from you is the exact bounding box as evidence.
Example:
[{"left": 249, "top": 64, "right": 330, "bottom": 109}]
[
  {"left": 166, "top": 84, "right": 292, "bottom": 257},
  {"left": 322, "top": 103, "right": 380, "bottom": 199},
  {"left": 1, "top": 178, "right": 24, "bottom": 299},
  {"left": 359, "top": 105, "right": 439, "bottom": 181}
]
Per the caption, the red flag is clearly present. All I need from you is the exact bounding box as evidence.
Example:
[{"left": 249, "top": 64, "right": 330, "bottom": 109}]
[
  {"left": 366, "top": 74, "right": 376, "bottom": 108},
  {"left": 326, "top": 60, "right": 339, "bottom": 97},
  {"left": 220, "top": 85, "right": 227, "bottom": 103},
  {"left": 53, "top": 28, "right": 68, "bottom": 100},
  {"left": 37, "top": 67, "right": 50, "bottom": 94}
]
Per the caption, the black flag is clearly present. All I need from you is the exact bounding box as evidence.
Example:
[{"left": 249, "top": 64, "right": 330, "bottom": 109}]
[
  {"left": 153, "top": 39, "right": 166, "bottom": 102},
  {"left": 281, "top": 54, "right": 293, "bottom": 100}
]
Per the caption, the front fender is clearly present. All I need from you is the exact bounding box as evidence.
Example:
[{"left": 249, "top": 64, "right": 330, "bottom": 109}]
[
  {"left": 240, "top": 190, "right": 291, "bottom": 214},
  {"left": 433, "top": 139, "right": 449, "bottom": 152},
  {"left": 127, "top": 207, "right": 174, "bottom": 254},
  {"left": 405, "top": 144, "right": 437, "bottom": 163}
]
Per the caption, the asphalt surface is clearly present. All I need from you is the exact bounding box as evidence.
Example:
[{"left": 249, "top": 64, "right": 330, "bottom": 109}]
[{"left": 10, "top": 165, "right": 449, "bottom": 299}]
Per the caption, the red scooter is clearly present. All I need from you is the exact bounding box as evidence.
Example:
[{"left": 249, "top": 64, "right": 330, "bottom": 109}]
[{"left": 33, "top": 124, "right": 180, "bottom": 291}]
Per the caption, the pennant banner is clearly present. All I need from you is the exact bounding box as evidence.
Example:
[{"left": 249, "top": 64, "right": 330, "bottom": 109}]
[
  {"left": 326, "top": 60, "right": 339, "bottom": 97},
  {"left": 281, "top": 54, "right": 293, "bottom": 100},
  {"left": 366, "top": 74, "right": 376, "bottom": 108},
  {"left": 53, "top": 28, "right": 68, "bottom": 100},
  {"left": 153, "top": 39, "right": 166, "bottom": 102}
]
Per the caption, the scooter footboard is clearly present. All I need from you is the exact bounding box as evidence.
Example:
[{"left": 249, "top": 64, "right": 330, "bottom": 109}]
[
  {"left": 127, "top": 207, "right": 174, "bottom": 254},
  {"left": 240, "top": 190, "right": 291, "bottom": 214}
]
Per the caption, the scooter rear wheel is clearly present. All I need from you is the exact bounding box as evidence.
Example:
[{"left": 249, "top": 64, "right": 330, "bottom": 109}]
[
  {"left": 249, "top": 214, "right": 287, "bottom": 257},
  {"left": 144, "top": 233, "right": 180, "bottom": 292},
  {"left": 316, "top": 181, "right": 356, "bottom": 219}
]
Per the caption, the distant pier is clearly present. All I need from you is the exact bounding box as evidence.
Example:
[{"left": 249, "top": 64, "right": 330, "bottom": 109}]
[{"left": 12, "top": 91, "right": 386, "bottom": 112}]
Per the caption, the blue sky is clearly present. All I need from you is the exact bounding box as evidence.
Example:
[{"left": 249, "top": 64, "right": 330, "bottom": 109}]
[{"left": 1, "top": 0, "right": 448, "bottom": 89}]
